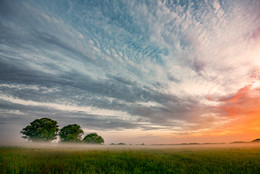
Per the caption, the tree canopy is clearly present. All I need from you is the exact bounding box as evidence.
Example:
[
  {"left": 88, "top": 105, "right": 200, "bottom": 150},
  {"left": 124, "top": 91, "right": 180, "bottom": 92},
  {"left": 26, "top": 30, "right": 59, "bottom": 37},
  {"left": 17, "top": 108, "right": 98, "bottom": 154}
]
[
  {"left": 20, "top": 118, "right": 59, "bottom": 142},
  {"left": 252, "top": 138, "right": 260, "bottom": 143},
  {"left": 83, "top": 133, "right": 104, "bottom": 144},
  {"left": 59, "top": 124, "right": 84, "bottom": 142},
  {"left": 21, "top": 118, "right": 104, "bottom": 143}
]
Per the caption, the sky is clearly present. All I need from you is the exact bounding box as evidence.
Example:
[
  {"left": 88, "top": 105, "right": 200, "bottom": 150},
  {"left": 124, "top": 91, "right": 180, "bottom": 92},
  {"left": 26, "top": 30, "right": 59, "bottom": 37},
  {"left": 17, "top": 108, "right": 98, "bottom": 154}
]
[{"left": 0, "top": 0, "right": 260, "bottom": 145}]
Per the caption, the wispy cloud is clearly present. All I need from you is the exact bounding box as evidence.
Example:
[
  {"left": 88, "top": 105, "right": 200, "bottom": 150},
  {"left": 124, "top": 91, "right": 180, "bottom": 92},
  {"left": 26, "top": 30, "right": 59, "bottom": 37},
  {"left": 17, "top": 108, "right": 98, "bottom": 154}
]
[{"left": 0, "top": 0, "right": 260, "bottom": 143}]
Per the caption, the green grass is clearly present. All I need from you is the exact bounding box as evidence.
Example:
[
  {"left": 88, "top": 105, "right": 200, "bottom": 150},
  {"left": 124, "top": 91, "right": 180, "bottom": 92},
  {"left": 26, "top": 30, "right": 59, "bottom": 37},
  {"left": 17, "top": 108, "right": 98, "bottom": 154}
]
[{"left": 1, "top": 145, "right": 260, "bottom": 174}]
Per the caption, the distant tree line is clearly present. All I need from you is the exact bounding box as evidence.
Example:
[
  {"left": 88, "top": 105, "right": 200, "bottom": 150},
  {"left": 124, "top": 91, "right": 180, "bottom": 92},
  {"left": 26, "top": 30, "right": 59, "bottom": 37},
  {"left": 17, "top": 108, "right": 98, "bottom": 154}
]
[{"left": 21, "top": 118, "right": 104, "bottom": 144}]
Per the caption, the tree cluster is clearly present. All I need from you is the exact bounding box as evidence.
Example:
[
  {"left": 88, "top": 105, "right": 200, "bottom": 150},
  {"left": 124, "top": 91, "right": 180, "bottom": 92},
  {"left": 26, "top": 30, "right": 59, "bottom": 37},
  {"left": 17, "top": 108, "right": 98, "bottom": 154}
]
[{"left": 21, "top": 118, "right": 104, "bottom": 144}]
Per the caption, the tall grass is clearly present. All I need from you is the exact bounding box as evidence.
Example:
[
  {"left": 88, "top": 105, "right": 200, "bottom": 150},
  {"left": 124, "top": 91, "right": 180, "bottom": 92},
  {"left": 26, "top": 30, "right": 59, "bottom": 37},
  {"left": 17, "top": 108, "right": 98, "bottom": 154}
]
[{"left": 1, "top": 145, "right": 260, "bottom": 173}]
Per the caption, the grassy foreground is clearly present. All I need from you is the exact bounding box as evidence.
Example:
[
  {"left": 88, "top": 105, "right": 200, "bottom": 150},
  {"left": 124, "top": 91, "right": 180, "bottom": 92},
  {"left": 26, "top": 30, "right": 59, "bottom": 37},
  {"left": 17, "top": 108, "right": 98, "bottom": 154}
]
[{"left": 0, "top": 145, "right": 260, "bottom": 174}]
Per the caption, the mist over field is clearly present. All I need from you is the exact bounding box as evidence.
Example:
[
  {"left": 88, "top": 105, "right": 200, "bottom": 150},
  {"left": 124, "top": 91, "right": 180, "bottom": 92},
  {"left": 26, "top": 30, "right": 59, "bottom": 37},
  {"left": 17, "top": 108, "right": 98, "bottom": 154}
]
[
  {"left": 1, "top": 140, "right": 259, "bottom": 151},
  {"left": 1, "top": 143, "right": 260, "bottom": 173}
]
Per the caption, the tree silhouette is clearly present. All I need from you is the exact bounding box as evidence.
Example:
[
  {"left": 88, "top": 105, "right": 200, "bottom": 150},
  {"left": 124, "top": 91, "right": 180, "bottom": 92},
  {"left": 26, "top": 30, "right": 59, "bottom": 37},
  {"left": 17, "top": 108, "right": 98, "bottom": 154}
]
[
  {"left": 83, "top": 133, "right": 104, "bottom": 144},
  {"left": 20, "top": 118, "right": 59, "bottom": 142},
  {"left": 59, "top": 124, "right": 84, "bottom": 142},
  {"left": 252, "top": 138, "right": 260, "bottom": 142}
]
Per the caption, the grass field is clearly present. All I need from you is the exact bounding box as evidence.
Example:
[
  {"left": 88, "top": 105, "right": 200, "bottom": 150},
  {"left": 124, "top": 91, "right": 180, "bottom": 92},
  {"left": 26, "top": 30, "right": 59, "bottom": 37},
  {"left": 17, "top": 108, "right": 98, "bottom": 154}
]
[{"left": 1, "top": 144, "right": 260, "bottom": 174}]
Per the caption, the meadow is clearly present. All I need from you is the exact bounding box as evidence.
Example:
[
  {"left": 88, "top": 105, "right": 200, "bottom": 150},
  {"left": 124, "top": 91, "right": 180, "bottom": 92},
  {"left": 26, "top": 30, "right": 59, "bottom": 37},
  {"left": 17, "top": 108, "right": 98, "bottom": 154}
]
[{"left": 0, "top": 143, "right": 260, "bottom": 174}]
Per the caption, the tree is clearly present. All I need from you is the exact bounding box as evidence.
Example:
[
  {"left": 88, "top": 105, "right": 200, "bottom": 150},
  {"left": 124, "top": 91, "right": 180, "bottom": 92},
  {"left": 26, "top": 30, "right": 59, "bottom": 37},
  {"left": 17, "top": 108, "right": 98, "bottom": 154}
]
[
  {"left": 20, "top": 118, "right": 59, "bottom": 142},
  {"left": 252, "top": 138, "right": 260, "bottom": 143},
  {"left": 83, "top": 133, "right": 104, "bottom": 144},
  {"left": 59, "top": 124, "right": 84, "bottom": 142}
]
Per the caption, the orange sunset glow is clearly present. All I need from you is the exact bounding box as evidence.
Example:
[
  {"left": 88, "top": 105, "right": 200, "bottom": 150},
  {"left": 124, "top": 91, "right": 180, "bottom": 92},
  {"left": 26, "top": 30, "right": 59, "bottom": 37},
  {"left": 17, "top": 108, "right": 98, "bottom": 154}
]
[{"left": 1, "top": 0, "right": 260, "bottom": 145}]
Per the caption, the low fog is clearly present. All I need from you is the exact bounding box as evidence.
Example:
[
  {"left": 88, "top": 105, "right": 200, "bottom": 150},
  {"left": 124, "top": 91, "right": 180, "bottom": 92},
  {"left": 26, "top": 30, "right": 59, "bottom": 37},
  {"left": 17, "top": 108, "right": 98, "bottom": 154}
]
[{"left": 2, "top": 142, "right": 259, "bottom": 152}]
